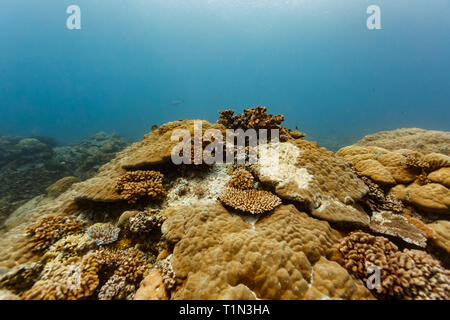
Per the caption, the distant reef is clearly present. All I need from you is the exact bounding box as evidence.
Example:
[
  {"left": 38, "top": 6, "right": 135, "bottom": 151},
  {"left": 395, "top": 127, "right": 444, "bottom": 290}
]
[
  {"left": 0, "top": 133, "right": 128, "bottom": 226},
  {"left": 352, "top": 128, "right": 450, "bottom": 156},
  {"left": 0, "top": 108, "right": 448, "bottom": 300}
]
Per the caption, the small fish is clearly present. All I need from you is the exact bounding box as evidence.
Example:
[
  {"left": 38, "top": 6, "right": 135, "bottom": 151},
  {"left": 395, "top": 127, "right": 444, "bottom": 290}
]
[
  {"left": 151, "top": 125, "right": 158, "bottom": 131},
  {"left": 171, "top": 100, "right": 184, "bottom": 106}
]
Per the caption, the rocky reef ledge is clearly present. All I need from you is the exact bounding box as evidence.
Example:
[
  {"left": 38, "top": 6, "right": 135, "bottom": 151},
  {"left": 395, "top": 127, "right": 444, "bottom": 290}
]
[
  {"left": 0, "top": 133, "right": 128, "bottom": 226},
  {"left": 0, "top": 107, "right": 448, "bottom": 300}
]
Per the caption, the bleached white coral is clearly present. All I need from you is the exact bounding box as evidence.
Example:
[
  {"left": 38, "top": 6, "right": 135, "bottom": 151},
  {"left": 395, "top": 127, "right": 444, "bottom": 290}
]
[{"left": 255, "top": 142, "right": 314, "bottom": 190}]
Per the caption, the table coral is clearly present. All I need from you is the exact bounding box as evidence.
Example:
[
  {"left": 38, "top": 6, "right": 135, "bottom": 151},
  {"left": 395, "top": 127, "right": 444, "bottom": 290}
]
[
  {"left": 115, "top": 170, "right": 166, "bottom": 204},
  {"left": 219, "top": 187, "right": 281, "bottom": 215}
]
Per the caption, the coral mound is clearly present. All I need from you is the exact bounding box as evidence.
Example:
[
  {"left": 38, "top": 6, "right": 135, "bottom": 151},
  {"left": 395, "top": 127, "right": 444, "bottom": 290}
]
[
  {"left": 116, "top": 170, "right": 166, "bottom": 204},
  {"left": 162, "top": 203, "right": 373, "bottom": 299},
  {"left": 353, "top": 128, "right": 450, "bottom": 156}
]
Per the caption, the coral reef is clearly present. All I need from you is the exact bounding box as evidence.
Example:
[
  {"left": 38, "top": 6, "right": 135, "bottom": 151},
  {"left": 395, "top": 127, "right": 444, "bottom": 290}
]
[
  {"left": 159, "top": 259, "right": 176, "bottom": 290},
  {"left": 0, "top": 133, "right": 127, "bottom": 225},
  {"left": 21, "top": 256, "right": 99, "bottom": 300},
  {"left": 353, "top": 128, "right": 450, "bottom": 156},
  {"left": 369, "top": 211, "right": 427, "bottom": 247},
  {"left": 26, "top": 216, "right": 83, "bottom": 252},
  {"left": 339, "top": 231, "right": 450, "bottom": 300},
  {"left": 98, "top": 275, "right": 129, "bottom": 300},
  {"left": 0, "top": 113, "right": 448, "bottom": 301},
  {"left": 115, "top": 170, "right": 166, "bottom": 204}
]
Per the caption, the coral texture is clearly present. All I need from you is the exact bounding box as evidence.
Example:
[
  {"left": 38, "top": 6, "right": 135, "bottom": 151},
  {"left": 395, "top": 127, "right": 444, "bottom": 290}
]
[
  {"left": 336, "top": 145, "right": 450, "bottom": 214},
  {"left": 134, "top": 269, "right": 168, "bottom": 300},
  {"left": 369, "top": 211, "right": 427, "bottom": 247},
  {"left": 86, "top": 223, "right": 120, "bottom": 246},
  {"left": 353, "top": 128, "right": 450, "bottom": 156},
  {"left": 226, "top": 169, "right": 254, "bottom": 190},
  {"left": 252, "top": 141, "right": 369, "bottom": 226},
  {"left": 26, "top": 216, "right": 83, "bottom": 252},
  {"left": 162, "top": 203, "right": 372, "bottom": 299},
  {"left": 116, "top": 170, "right": 166, "bottom": 204},
  {"left": 219, "top": 187, "right": 282, "bottom": 214},
  {"left": 339, "top": 231, "right": 450, "bottom": 299}
]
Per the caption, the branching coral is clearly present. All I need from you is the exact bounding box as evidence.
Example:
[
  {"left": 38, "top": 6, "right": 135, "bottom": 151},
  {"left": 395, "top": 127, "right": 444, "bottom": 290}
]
[
  {"left": 217, "top": 106, "right": 292, "bottom": 141},
  {"left": 26, "top": 216, "right": 83, "bottom": 252},
  {"left": 115, "top": 170, "right": 166, "bottom": 203},
  {"left": 86, "top": 223, "right": 120, "bottom": 246},
  {"left": 226, "top": 169, "right": 254, "bottom": 190},
  {"left": 115, "top": 248, "right": 149, "bottom": 283},
  {"left": 219, "top": 187, "right": 282, "bottom": 214},
  {"left": 21, "top": 256, "right": 99, "bottom": 300},
  {"left": 338, "top": 231, "right": 450, "bottom": 300}
]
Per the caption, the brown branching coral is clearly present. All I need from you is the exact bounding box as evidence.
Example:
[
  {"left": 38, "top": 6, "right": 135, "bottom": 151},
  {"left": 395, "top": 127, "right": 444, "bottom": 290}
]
[
  {"left": 217, "top": 106, "right": 292, "bottom": 141},
  {"left": 339, "top": 231, "right": 450, "bottom": 300},
  {"left": 26, "top": 216, "right": 83, "bottom": 252},
  {"left": 115, "top": 248, "right": 149, "bottom": 283},
  {"left": 226, "top": 169, "right": 254, "bottom": 190},
  {"left": 219, "top": 187, "right": 282, "bottom": 214},
  {"left": 86, "top": 223, "right": 120, "bottom": 246},
  {"left": 115, "top": 170, "right": 166, "bottom": 204},
  {"left": 87, "top": 247, "right": 149, "bottom": 284},
  {"left": 21, "top": 256, "right": 99, "bottom": 300}
]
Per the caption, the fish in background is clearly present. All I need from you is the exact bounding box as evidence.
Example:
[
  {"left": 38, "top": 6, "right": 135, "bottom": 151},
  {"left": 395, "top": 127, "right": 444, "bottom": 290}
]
[{"left": 171, "top": 99, "right": 184, "bottom": 106}]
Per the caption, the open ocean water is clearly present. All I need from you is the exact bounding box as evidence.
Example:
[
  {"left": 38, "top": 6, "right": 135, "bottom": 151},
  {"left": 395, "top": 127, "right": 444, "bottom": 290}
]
[{"left": 1, "top": 0, "right": 449, "bottom": 148}]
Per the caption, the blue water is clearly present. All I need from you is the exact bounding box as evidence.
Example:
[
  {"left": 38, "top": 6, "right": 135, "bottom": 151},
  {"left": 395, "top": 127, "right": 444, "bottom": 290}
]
[{"left": 1, "top": 0, "right": 449, "bottom": 148}]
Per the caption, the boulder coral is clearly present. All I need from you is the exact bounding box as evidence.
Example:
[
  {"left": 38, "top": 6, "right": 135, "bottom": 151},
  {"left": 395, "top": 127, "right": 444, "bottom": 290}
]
[
  {"left": 336, "top": 145, "right": 450, "bottom": 214},
  {"left": 161, "top": 203, "right": 373, "bottom": 299}
]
